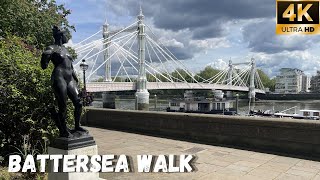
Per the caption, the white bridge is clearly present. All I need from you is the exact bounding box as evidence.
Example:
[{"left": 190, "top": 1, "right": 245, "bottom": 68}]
[
  {"left": 73, "top": 7, "right": 265, "bottom": 109},
  {"left": 87, "top": 82, "right": 265, "bottom": 94}
]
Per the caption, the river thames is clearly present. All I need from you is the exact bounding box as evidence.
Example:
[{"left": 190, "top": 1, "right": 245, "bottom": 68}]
[{"left": 92, "top": 99, "right": 320, "bottom": 115}]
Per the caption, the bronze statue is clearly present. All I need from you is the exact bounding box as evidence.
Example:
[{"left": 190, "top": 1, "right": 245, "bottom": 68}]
[{"left": 41, "top": 26, "right": 86, "bottom": 138}]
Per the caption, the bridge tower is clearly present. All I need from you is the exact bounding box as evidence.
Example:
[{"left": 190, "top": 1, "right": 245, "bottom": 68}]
[
  {"left": 226, "top": 60, "right": 233, "bottom": 98},
  {"left": 103, "top": 19, "right": 112, "bottom": 82},
  {"left": 249, "top": 58, "right": 256, "bottom": 102},
  {"left": 102, "top": 19, "right": 116, "bottom": 109},
  {"left": 135, "top": 7, "right": 150, "bottom": 110}
]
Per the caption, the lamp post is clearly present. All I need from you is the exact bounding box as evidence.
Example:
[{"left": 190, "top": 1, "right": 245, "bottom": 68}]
[
  {"left": 135, "top": 94, "right": 138, "bottom": 110},
  {"left": 80, "top": 59, "right": 89, "bottom": 106},
  {"left": 235, "top": 94, "right": 239, "bottom": 115},
  {"left": 154, "top": 94, "right": 157, "bottom": 111}
]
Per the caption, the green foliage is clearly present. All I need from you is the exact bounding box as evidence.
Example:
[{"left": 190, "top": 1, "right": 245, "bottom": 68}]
[
  {"left": 0, "top": 0, "right": 75, "bottom": 50},
  {"left": 196, "top": 66, "right": 221, "bottom": 82},
  {"left": 0, "top": 36, "right": 74, "bottom": 164},
  {"left": 93, "top": 77, "right": 105, "bottom": 82},
  {"left": 171, "top": 68, "right": 193, "bottom": 82},
  {"left": 66, "top": 46, "right": 78, "bottom": 59},
  {"left": 257, "top": 69, "right": 276, "bottom": 91},
  {"left": 0, "top": 166, "right": 47, "bottom": 179}
]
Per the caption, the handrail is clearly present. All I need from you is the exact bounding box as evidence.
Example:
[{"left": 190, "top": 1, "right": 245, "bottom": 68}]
[{"left": 279, "top": 106, "right": 297, "bottom": 113}]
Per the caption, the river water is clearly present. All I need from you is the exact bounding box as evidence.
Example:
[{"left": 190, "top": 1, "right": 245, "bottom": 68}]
[{"left": 92, "top": 99, "right": 320, "bottom": 115}]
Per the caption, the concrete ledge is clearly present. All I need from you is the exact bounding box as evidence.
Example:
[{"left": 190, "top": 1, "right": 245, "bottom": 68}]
[{"left": 82, "top": 108, "right": 320, "bottom": 160}]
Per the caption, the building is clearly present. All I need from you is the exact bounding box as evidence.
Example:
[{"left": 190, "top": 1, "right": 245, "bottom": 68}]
[
  {"left": 310, "top": 71, "right": 320, "bottom": 93},
  {"left": 275, "top": 68, "right": 310, "bottom": 94},
  {"left": 302, "top": 75, "right": 311, "bottom": 93}
]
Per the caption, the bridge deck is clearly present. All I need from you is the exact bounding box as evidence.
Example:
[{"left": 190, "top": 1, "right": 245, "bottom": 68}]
[
  {"left": 87, "top": 82, "right": 265, "bottom": 94},
  {"left": 87, "top": 126, "right": 320, "bottom": 180}
]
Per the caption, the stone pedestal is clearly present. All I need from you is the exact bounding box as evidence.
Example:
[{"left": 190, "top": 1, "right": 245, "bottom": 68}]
[
  {"left": 48, "top": 134, "right": 99, "bottom": 180},
  {"left": 226, "top": 91, "right": 233, "bottom": 99},
  {"left": 102, "top": 92, "right": 115, "bottom": 109},
  {"left": 135, "top": 90, "right": 149, "bottom": 111}
]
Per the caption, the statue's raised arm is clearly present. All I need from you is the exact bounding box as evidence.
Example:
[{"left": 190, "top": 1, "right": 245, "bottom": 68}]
[{"left": 41, "top": 46, "right": 54, "bottom": 69}]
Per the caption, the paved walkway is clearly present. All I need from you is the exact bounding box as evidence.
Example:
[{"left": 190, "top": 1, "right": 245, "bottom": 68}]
[{"left": 86, "top": 126, "right": 320, "bottom": 180}]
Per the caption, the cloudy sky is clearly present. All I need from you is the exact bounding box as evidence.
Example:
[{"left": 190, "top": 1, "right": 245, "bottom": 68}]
[{"left": 57, "top": 0, "right": 320, "bottom": 78}]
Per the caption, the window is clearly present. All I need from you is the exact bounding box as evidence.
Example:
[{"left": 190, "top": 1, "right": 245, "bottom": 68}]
[
  {"left": 170, "top": 103, "right": 178, "bottom": 106},
  {"left": 303, "top": 111, "right": 310, "bottom": 116}
]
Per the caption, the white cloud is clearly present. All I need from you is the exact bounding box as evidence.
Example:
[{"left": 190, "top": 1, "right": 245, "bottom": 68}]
[
  {"left": 158, "top": 37, "right": 184, "bottom": 48},
  {"left": 190, "top": 38, "right": 230, "bottom": 49},
  {"left": 206, "top": 59, "right": 228, "bottom": 70},
  {"left": 242, "top": 18, "right": 320, "bottom": 54},
  {"left": 251, "top": 51, "right": 320, "bottom": 77}
]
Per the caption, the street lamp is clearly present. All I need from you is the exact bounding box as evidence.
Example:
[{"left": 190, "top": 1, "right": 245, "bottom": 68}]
[
  {"left": 154, "top": 94, "right": 157, "bottom": 111},
  {"left": 235, "top": 94, "right": 239, "bottom": 115},
  {"left": 80, "top": 59, "right": 89, "bottom": 106}
]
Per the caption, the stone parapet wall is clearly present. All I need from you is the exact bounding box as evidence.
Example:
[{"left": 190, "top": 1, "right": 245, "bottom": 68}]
[{"left": 83, "top": 108, "right": 320, "bottom": 159}]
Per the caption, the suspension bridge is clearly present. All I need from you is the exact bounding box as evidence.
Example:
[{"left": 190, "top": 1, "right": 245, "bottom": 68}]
[{"left": 72, "top": 8, "right": 265, "bottom": 110}]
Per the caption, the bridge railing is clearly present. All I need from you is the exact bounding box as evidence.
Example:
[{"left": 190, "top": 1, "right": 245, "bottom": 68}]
[{"left": 86, "top": 82, "right": 265, "bottom": 93}]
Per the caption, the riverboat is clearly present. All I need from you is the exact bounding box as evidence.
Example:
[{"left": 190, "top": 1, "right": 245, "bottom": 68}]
[
  {"left": 274, "top": 108, "right": 320, "bottom": 120},
  {"left": 293, "top": 110, "right": 320, "bottom": 120},
  {"left": 166, "top": 90, "right": 237, "bottom": 115}
]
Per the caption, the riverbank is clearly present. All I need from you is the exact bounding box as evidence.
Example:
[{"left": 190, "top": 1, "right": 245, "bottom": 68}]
[{"left": 257, "top": 93, "right": 320, "bottom": 100}]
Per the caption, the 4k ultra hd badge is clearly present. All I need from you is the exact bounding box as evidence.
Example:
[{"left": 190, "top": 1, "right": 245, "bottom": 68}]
[{"left": 276, "top": 0, "right": 320, "bottom": 34}]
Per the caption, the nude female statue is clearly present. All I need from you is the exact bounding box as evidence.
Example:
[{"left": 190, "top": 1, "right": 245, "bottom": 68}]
[{"left": 41, "top": 26, "right": 86, "bottom": 138}]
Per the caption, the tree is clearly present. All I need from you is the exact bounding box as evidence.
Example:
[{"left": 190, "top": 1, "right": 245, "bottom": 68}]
[
  {"left": 0, "top": 0, "right": 75, "bottom": 169},
  {"left": 171, "top": 68, "right": 193, "bottom": 82},
  {"left": 196, "top": 66, "right": 221, "bottom": 82},
  {"left": 257, "top": 69, "right": 276, "bottom": 91},
  {"left": 0, "top": 0, "right": 75, "bottom": 50},
  {"left": 0, "top": 37, "right": 74, "bottom": 164}
]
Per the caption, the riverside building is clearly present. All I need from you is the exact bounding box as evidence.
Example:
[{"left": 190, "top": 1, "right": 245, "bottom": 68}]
[{"left": 275, "top": 68, "right": 310, "bottom": 94}]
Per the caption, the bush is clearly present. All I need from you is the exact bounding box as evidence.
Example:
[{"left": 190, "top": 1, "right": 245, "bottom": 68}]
[{"left": 0, "top": 36, "right": 74, "bottom": 165}]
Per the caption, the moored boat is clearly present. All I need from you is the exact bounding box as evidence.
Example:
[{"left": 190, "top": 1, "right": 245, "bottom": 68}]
[
  {"left": 293, "top": 110, "right": 320, "bottom": 120},
  {"left": 167, "top": 90, "right": 237, "bottom": 115}
]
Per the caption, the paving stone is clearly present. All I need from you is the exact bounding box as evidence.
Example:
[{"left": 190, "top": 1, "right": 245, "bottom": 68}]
[
  {"left": 231, "top": 149, "right": 256, "bottom": 157},
  {"left": 249, "top": 152, "right": 277, "bottom": 161},
  {"left": 296, "top": 160, "right": 320, "bottom": 169},
  {"left": 84, "top": 127, "right": 320, "bottom": 180},
  {"left": 286, "top": 168, "right": 317, "bottom": 179},
  {"left": 275, "top": 173, "right": 311, "bottom": 180},
  {"left": 233, "top": 160, "right": 262, "bottom": 168},
  {"left": 225, "top": 164, "right": 255, "bottom": 172},
  {"left": 248, "top": 167, "right": 283, "bottom": 179},
  {"left": 260, "top": 161, "right": 294, "bottom": 172},
  {"left": 312, "top": 174, "right": 320, "bottom": 180},
  {"left": 240, "top": 174, "right": 272, "bottom": 180},
  {"left": 270, "top": 156, "right": 301, "bottom": 165},
  {"left": 290, "top": 166, "right": 320, "bottom": 174}
]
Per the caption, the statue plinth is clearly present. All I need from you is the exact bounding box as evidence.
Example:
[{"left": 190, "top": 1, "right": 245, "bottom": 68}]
[
  {"left": 48, "top": 133, "right": 99, "bottom": 180},
  {"left": 50, "top": 132, "right": 96, "bottom": 150}
]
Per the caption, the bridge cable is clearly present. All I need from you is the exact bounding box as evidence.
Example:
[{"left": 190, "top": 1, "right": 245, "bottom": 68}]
[
  {"left": 114, "top": 42, "right": 173, "bottom": 82},
  {"left": 89, "top": 45, "right": 103, "bottom": 76},
  {"left": 146, "top": 36, "right": 188, "bottom": 83},
  {"left": 145, "top": 24, "right": 203, "bottom": 83},
  {"left": 84, "top": 31, "right": 138, "bottom": 63},
  {"left": 112, "top": 34, "right": 138, "bottom": 82},
  {"left": 146, "top": 35, "right": 194, "bottom": 83},
  {"left": 146, "top": 37, "right": 175, "bottom": 82},
  {"left": 86, "top": 31, "right": 138, "bottom": 81},
  {"left": 74, "top": 29, "right": 102, "bottom": 47}
]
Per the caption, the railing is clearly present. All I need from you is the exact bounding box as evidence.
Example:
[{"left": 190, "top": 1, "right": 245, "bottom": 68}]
[{"left": 86, "top": 82, "right": 265, "bottom": 93}]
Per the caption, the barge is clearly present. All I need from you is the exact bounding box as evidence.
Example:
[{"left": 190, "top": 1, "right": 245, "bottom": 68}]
[{"left": 166, "top": 90, "right": 237, "bottom": 115}]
